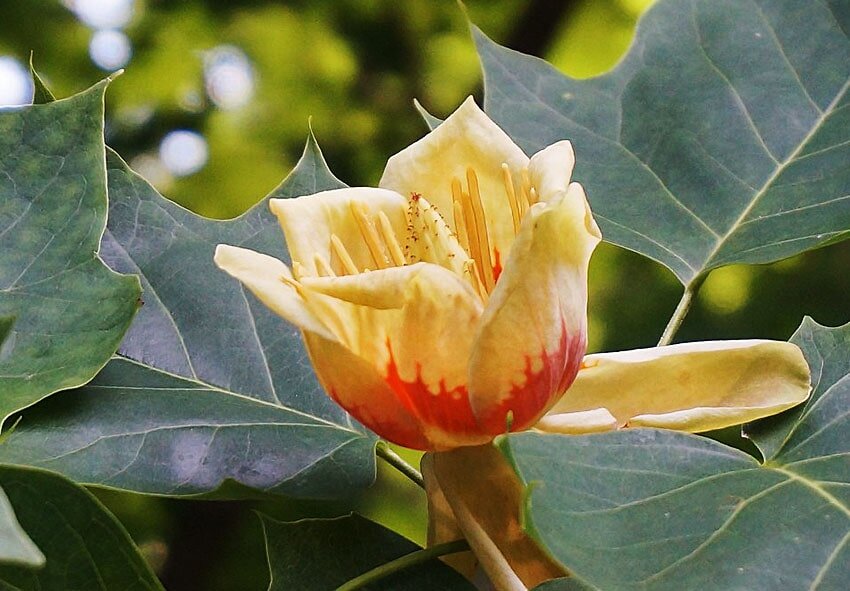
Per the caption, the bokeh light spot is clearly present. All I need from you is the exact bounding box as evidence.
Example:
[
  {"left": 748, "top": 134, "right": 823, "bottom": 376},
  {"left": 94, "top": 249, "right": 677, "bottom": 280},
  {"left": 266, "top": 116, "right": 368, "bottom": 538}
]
[
  {"left": 89, "top": 29, "right": 132, "bottom": 71},
  {"left": 67, "top": 0, "right": 134, "bottom": 30},
  {"left": 159, "top": 130, "right": 209, "bottom": 177},
  {"left": 203, "top": 45, "right": 255, "bottom": 110},
  {"left": 701, "top": 266, "right": 753, "bottom": 315},
  {"left": 0, "top": 57, "right": 33, "bottom": 107}
]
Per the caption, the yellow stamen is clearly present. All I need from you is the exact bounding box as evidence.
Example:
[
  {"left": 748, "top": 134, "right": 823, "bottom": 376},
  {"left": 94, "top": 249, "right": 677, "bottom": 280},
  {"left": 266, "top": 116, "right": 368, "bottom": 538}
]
[
  {"left": 501, "top": 163, "right": 521, "bottom": 234},
  {"left": 314, "top": 253, "right": 336, "bottom": 277},
  {"left": 519, "top": 169, "right": 533, "bottom": 215},
  {"left": 466, "top": 167, "right": 496, "bottom": 292},
  {"left": 452, "top": 178, "right": 482, "bottom": 280},
  {"left": 529, "top": 186, "right": 539, "bottom": 205},
  {"left": 350, "top": 202, "right": 389, "bottom": 270},
  {"left": 292, "top": 261, "right": 306, "bottom": 280},
  {"left": 462, "top": 259, "right": 487, "bottom": 300},
  {"left": 451, "top": 199, "right": 470, "bottom": 253},
  {"left": 330, "top": 234, "right": 359, "bottom": 276},
  {"left": 377, "top": 211, "right": 405, "bottom": 267},
  {"left": 281, "top": 274, "right": 306, "bottom": 296}
]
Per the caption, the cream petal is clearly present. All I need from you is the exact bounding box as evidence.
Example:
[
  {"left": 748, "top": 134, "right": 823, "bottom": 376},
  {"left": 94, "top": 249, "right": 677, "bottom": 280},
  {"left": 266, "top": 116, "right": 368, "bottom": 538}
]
[
  {"left": 534, "top": 408, "right": 618, "bottom": 434},
  {"left": 269, "top": 188, "right": 408, "bottom": 277},
  {"left": 305, "top": 263, "right": 488, "bottom": 450},
  {"left": 213, "top": 245, "right": 337, "bottom": 342},
  {"left": 546, "top": 340, "right": 812, "bottom": 433},
  {"left": 303, "top": 332, "right": 431, "bottom": 450},
  {"left": 379, "top": 97, "right": 529, "bottom": 267},
  {"left": 468, "top": 183, "right": 601, "bottom": 435},
  {"left": 527, "top": 140, "right": 576, "bottom": 203}
]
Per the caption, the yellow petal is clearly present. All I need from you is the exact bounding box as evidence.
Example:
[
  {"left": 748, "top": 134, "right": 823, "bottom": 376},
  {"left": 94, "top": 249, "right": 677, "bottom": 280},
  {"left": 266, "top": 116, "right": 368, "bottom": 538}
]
[
  {"left": 527, "top": 140, "right": 576, "bottom": 203},
  {"left": 305, "top": 263, "right": 489, "bottom": 450},
  {"left": 534, "top": 408, "right": 618, "bottom": 435},
  {"left": 304, "top": 332, "right": 431, "bottom": 450},
  {"left": 213, "top": 245, "right": 337, "bottom": 342},
  {"left": 543, "top": 340, "right": 811, "bottom": 433},
  {"left": 424, "top": 446, "right": 567, "bottom": 590},
  {"left": 468, "top": 183, "right": 601, "bottom": 435},
  {"left": 379, "top": 97, "right": 529, "bottom": 267},
  {"left": 269, "top": 188, "right": 408, "bottom": 277}
]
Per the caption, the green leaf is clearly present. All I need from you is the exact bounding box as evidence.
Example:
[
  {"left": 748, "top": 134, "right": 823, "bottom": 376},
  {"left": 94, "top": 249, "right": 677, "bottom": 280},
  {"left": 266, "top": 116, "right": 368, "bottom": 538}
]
[
  {"left": 0, "top": 318, "right": 13, "bottom": 348},
  {"left": 0, "top": 82, "right": 141, "bottom": 420},
  {"left": 0, "top": 466, "right": 163, "bottom": 590},
  {"left": 0, "top": 485, "right": 43, "bottom": 568},
  {"left": 747, "top": 316, "right": 850, "bottom": 460},
  {"left": 260, "top": 513, "right": 475, "bottom": 590},
  {"left": 475, "top": 0, "right": 850, "bottom": 286},
  {"left": 28, "top": 56, "right": 56, "bottom": 105},
  {"left": 499, "top": 318, "right": 850, "bottom": 591},
  {"left": 0, "top": 134, "right": 377, "bottom": 499},
  {"left": 0, "top": 358, "right": 375, "bottom": 497},
  {"left": 413, "top": 98, "right": 443, "bottom": 130}
]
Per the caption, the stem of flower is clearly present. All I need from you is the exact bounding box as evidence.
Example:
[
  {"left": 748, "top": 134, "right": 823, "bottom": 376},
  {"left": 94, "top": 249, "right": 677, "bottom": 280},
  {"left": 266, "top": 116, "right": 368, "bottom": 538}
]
[
  {"left": 657, "top": 277, "right": 705, "bottom": 346},
  {"left": 375, "top": 441, "right": 425, "bottom": 489},
  {"left": 334, "top": 539, "right": 470, "bottom": 591}
]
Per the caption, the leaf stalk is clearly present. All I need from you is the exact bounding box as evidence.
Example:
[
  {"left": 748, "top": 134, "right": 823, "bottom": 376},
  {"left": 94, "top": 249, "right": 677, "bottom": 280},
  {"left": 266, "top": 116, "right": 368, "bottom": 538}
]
[
  {"left": 657, "top": 276, "right": 705, "bottom": 346},
  {"left": 335, "top": 539, "right": 470, "bottom": 591},
  {"left": 375, "top": 441, "right": 425, "bottom": 489}
]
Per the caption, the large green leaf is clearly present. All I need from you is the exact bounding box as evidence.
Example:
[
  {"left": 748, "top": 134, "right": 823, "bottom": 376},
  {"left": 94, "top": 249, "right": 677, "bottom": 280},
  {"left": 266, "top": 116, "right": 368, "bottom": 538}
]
[
  {"left": 0, "top": 318, "right": 13, "bottom": 350},
  {"left": 0, "top": 83, "right": 141, "bottom": 418},
  {"left": 500, "top": 318, "right": 850, "bottom": 591},
  {"left": 260, "top": 513, "right": 475, "bottom": 591},
  {"left": 475, "top": 0, "right": 850, "bottom": 286},
  {"left": 0, "top": 135, "right": 377, "bottom": 498},
  {"left": 0, "top": 485, "right": 43, "bottom": 568},
  {"left": 0, "top": 465, "right": 163, "bottom": 590}
]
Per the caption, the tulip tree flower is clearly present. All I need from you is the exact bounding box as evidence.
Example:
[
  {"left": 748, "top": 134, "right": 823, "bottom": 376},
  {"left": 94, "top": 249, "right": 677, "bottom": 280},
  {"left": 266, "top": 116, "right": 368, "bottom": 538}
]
[
  {"left": 214, "top": 98, "right": 811, "bottom": 590},
  {"left": 214, "top": 98, "right": 810, "bottom": 453},
  {"left": 215, "top": 97, "right": 601, "bottom": 450}
]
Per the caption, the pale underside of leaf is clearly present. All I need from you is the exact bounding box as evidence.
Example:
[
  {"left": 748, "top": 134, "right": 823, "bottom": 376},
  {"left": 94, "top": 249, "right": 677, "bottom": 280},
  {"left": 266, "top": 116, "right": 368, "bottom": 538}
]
[{"left": 475, "top": 0, "right": 850, "bottom": 286}]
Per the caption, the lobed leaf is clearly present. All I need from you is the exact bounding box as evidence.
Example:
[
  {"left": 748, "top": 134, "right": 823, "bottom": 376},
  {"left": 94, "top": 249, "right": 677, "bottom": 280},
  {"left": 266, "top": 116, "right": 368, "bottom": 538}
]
[
  {"left": 0, "top": 126, "right": 377, "bottom": 498},
  {"left": 476, "top": 0, "right": 850, "bottom": 286},
  {"left": 0, "top": 465, "right": 162, "bottom": 590},
  {"left": 0, "top": 484, "right": 43, "bottom": 568},
  {"left": 261, "top": 513, "right": 475, "bottom": 590},
  {"left": 0, "top": 82, "right": 141, "bottom": 420},
  {"left": 501, "top": 318, "right": 850, "bottom": 590}
]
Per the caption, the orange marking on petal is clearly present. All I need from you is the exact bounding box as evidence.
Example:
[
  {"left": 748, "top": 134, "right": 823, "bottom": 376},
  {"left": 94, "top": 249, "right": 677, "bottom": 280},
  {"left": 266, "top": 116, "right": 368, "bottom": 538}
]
[
  {"left": 492, "top": 248, "right": 503, "bottom": 284},
  {"left": 383, "top": 340, "right": 481, "bottom": 442},
  {"left": 478, "top": 318, "right": 586, "bottom": 435},
  {"left": 326, "top": 387, "right": 430, "bottom": 450}
]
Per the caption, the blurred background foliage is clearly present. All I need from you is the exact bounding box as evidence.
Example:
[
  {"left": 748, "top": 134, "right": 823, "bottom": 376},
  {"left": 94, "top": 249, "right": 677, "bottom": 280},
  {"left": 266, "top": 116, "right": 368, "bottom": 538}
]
[{"left": 1, "top": 1, "right": 847, "bottom": 589}]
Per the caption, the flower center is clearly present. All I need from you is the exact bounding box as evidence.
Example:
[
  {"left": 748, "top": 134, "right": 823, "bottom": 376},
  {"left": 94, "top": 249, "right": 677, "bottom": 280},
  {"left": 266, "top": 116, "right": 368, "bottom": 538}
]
[{"left": 306, "top": 163, "right": 539, "bottom": 300}]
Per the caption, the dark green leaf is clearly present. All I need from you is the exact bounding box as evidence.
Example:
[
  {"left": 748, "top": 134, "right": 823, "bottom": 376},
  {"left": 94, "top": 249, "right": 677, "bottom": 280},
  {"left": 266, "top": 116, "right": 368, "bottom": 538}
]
[
  {"left": 747, "top": 316, "right": 850, "bottom": 460},
  {"left": 260, "top": 513, "right": 475, "bottom": 591},
  {"left": 28, "top": 56, "right": 56, "bottom": 105},
  {"left": 0, "top": 82, "right": 141, "bottom": 420},
  {"left": 0, "top": 466, "right": 163, "bottom": 590},
  {"left": 0, "top": 318, "right": 12, "bottom": 348},
  {"left": 533, "top": 578, "right": 598, "bottom": 591},
  {"left": 499, "top": 319, "right": 850, "bottom": 591},
  {"left": 413, "top": 98, "right": 443, "bottom": 130},
  {"left": 0, "top": 133, "right": 377, "bottom": 499},
  {"left": 476, "top": 0, "right": 850, "bottom": 286},
  {"left": 0, "top": 358, "right": 375, "bottom": 498},
  {"left": 0, "top": 485, "right": 43, "bottom": 568}
]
